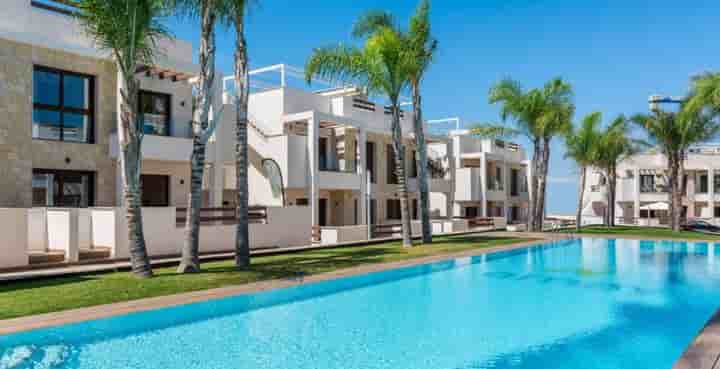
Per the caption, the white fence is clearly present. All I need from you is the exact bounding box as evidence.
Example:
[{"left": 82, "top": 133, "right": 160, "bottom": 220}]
[{"left": 0, "top": 206, "right": 311, "bottom": 270}]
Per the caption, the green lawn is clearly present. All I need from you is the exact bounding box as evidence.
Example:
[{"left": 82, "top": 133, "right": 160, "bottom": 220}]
[
  {"left": 0, "top": 235, "right": 530, "bottom": 321},
  {"left": 568, "top": 225, "right": 720, "bottom": 240}
]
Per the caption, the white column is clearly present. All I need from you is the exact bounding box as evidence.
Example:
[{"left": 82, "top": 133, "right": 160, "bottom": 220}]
[
  {"left": 357, "top": 129, "right": 367, "bottom": 225},
  {"left": 447, "top": 138, "right": 456, "bottom": 218},
  {"left": 634, "top": 169, "right": 640, "bottom": 219},
  {"left": 480, "top": 153, "right": 488, "bottom": 217},
  {"left": 709, "top": 168, "right": 715, "bottom": 220},
  {"left": 307, "top": 116, "right": 319, "bottom": 227}
]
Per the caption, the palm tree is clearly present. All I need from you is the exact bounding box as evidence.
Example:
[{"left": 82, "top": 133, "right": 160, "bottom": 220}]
[
  {"left": 631, "top": 107, "right": 720, "bottom": 231},
  {"left": 564, "top": 112, "right": 601, "bottom": 230},
  {"left": 474, "top": 78, "right": 574, "bottom": 232},
  {"left": 306, "top": 27, "right": 414, "bottom": 247},
  {"left": 226, "top": 0, "right": 253, "bottom": 268},
  {"left": 171, "top": 0, "right": 223, "bottom": 273},
  {"left": 685, "top": 72, "right": 720, "bottom": 116},
  {"left": 351, "top": 1, "right": 437, "bottom": 244},
  {"left": 76, "top": 0, "right": 170, "bottom": 278},
  {"left": 594, "top": 115, "right": 636, "bottom": 227}
]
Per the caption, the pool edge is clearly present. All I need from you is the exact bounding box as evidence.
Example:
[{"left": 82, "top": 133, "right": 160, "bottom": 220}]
[{"left": 0, "top": 235, "right": 552, "bottom": 335}]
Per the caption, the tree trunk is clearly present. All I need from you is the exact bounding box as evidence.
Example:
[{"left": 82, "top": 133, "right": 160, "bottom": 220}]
[
  {"left": 576, "top": 166, "right": 586, "bottom": 231},
  {"left": 668, "top": 151, "right": 684, "bottom": 232},
  {"left": 532, "top": 138, "right": 550, "bottom": 232},
  {"left": 390, "top": 101, "right": 413, "bottom": 247},
  {"left": 234, "top": 17, "right": 251, "bottom": 268},
  {"left": 528, "top": 138, "right": 541, "bottom": 232},
  {"left": 179, "top": 2, "right": 216, "bottom": 274},
  {"left": 411, "top": 83, "right": 432, "bottom": 244},
  {"left": 118, "top": 74, "right": 152, "bottom": 278},
  {"left": 609, "top": 164, "right": 617, "bottom": 227}
]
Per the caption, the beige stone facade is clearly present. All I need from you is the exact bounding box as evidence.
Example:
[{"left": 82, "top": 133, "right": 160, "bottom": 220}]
[{"left": 0, "top": 37, "right": 117, "bottom": 207}]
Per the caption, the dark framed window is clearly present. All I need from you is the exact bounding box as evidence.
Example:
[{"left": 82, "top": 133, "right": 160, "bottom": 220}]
[
  {"left": 715, "top": 207, "right": 720, "bottom": 218},
  {"left": 366, "top": 141, "right": 376, "bottom": 183},
  {"left": 387, "top": 144, "right": 398, "bottom": 185},
  {"left": 409, "top": 150, "right": 418, "bottom": 178},
  {"left": 387, "top": 199, "right": 401, "bottom": 220},
  {"left": 139, "top": 90, "right": 171, "bottom": 136},
  {"left": 140, "top": 175, "right": 170, "bottom": 207},
  {"left": 412, "top": 198, "right": 418, "bottom": 220},
  {"left": 32, "top": 169, "right": 95, "bottom": 207},
  {"left": 295, "top": 198, "right": 309, "bottom": 206},
  {"left": 33, "top": 66, "right": 94, "bottom": 143}
]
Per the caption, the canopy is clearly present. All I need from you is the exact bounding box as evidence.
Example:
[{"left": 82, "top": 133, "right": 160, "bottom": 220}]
[{"left": 640, "top": 202, "right": 669, "bottom": 211}]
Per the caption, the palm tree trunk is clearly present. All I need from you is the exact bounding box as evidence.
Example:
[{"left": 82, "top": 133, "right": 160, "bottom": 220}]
[
  {"left": 118, "top": 74, "right": 152, "bottom": 278},
  {"left": 609, "top": 165, "right": 617, "bottom": 227},
  {"left": 576, "top": 166, "right": 586, "bottom": 230},
  {"left": 411, "top": 83, "right": 432, "bottom": 244},
  {"left": 179, "top": 2, "right": 216, "bottom": 274},
  {"left": 391, "top": 102, "right": 413, "bottom": 247},
  {"left": 533, "top": 139, "right": 550, "bottom": 232},
  {"left": 668, "top": 152, "right": 681, "bottom": 231},
  {"left": 528, "top": 138, "right": 541, "bottom": 232},
  {"left": 234, "top": 16, "right": 250, "bottom": 268}
]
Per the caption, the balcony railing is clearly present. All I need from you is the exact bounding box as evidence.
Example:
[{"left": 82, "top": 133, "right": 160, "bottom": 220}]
[{"left": 640, "top": 185, "right": 668, "bottom": 193}]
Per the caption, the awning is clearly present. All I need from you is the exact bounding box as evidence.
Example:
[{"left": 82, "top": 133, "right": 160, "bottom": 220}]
[
  {"left": 135, "top": 65, "right": 195, "bottom": 83},
  {"left": 640, "top": 202, "right": 669, "bottom": 211}
]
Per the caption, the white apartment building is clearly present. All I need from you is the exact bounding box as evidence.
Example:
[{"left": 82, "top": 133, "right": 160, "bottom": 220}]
[
  {"left": 428, "top": 130, "right": 531, "bottom": 224},
  {"left": 212, "top": 65, "right": 456, "bottom": 230},
  {"left": 582, "top": 146, "right": 720, "bottom": 226}
]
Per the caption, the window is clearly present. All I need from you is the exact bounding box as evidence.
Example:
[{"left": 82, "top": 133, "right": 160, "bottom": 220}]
[
  {"left": 465, "top": 207, "right": 479, "bottom": 218},
  {"left": 715, "top": 174, "right": 720, "bottom": 194},
  {"left": 32, "top": 169, "right": 94, "bottom": 207},
  {"left": 715, "top": 207, "right": 720, "bottom": 218},
  {"left": 295, "top": 198, "right": 309, "bottom": 206},
  {"left": 33, "top": 66, "right": 94, "bottom": 143},
  {"left": 366, "top": 141, "right": 376, "bottom": 183},
  {"left": 412, "top": 198, "right": 418, "bottom": 220},
  {"left": 697, "top": 174, "right": 709, "bottom": 194},
  {"left": 141, "top": 175, "right": 169, "bottom": 207},
  {"left": 387, "top": 144, "right": 398, "bottom": 184},
  {"left": 640, "top": 175, "right": 655, "bottom": 193},
  {"left": 409, "top": 150, "right": 418, "bottom": 178},
  {"left": 139, "top": 90, "right": 171, "bottom": 136},
  {"left": 386, "top": 199, "right": 401, "bottom": 220}
]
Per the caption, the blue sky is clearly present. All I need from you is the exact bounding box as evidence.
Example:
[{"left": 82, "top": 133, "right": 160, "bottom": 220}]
[{"left": 168, "top": 0, "right": 720, "bottom": 214}]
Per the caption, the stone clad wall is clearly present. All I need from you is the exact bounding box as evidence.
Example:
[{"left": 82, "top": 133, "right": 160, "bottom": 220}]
[{"left": 0, "top": 37, "right": 117, "bottom": 207}]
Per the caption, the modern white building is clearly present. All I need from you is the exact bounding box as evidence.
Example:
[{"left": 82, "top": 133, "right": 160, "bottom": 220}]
[
  {"left": 428, "top": 129, "right": 531, "bottom": 224},
  {"left": 213, "top": 64, "right": 456, "bottom": 232},
  {"left": 582, "top": 146, "right": 720, "bottom": 226}
]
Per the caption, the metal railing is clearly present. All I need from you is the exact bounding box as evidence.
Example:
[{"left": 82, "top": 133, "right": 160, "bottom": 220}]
[{"left": 175, "top": 206, "right": 268, "bottom": 227}]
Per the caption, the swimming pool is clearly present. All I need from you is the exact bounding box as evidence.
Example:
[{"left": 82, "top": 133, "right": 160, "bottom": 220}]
[{"left": 2, "top": 238, "right": 720, "bottom": 369}]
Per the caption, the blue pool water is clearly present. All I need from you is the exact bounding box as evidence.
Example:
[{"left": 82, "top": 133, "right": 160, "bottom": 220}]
[{"left": 3, "top": 237, "right": 720, "bottom": 369}]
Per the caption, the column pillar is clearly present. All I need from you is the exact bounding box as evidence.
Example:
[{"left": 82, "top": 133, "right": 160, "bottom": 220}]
[
  {"left": 357, "top": 129, "right": 367, "bottom": 225},
  {"left": 634, "top": 169, "right": 640, "bottom": 219},
  {"left": 307, "top": 116, "right": 319, "bottom": 228},
  {"left": 480, "top": 153, "right": 488, "bottom": 217},
  {"left": 447, "top": 138, "right": 456, "bottom": 218},
  {"left": 709, "top": 168, "right": 714, "bottom": 220}
]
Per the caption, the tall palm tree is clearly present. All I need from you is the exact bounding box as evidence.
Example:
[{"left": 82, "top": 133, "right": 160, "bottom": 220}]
[
  {"left": 631, "top": 107, "right": 720, "bottom": 231},
  {"left": 594, "top": 115, "right": 636, "bottom": 227},
  {"left": 474, "top": 78, "right": 574, "bottom": 231},
  {"left": 225, "top": 0, "right": 253, "bottom": 268},
  {"left": 351, "top": 1, "right": 437, "bottom": 244},
  {"left": 564, "top": 112, "right": 601, "bottom": 230},
  {"left": 171, "top": 0, "right": 223, "bottom": 273},
  {"left": 685, "top": 72, "right": 720, "bottom": 116},
  {"left": 76, "top": 0, "right": 170, "bottom": 278},
  {"left": 306, "top": 27, "right": 414, "bottom": 247}
]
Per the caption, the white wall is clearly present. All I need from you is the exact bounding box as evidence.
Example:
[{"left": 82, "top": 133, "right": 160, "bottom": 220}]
[
  {"left": 0, "top": 208, "right": 29, "bottom": 269},
  {"left": 102, "top": 206, "right": 312, "bottom": 259}
]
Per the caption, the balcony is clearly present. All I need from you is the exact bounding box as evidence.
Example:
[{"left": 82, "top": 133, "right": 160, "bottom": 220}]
[
  {"left": 429, "top": 178, "right": 453, "bottom": 193},
  {"left": 318, "top": 170, "right": 362, "bottom": 190},
  {"left": 455, "top": 168, "right": 482, "bottom": 201},
  {"left": 109, "top": 133, "right": 193, "bottom": 162}
]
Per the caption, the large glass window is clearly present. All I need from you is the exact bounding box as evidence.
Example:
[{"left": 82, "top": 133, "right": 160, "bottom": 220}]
[
  {"left": 32, "top": 169, "right": 94, "bottom": 207},
  {"left": 33, "top": 66, "right": 94, "bottom": 143},
  {"left": 139, "top": 90, "right": 171, "bottom": 136},
  {"left": 140, "top": 175, "right": 170, "bottom": 207}
]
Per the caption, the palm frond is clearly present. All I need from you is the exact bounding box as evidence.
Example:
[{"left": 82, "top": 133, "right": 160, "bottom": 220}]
[
  {"left": 351, "top": 10, "right": 395, "bottom": 38},
  {"left": 469, "top": 124, "right": 521, "bottom": 139}
]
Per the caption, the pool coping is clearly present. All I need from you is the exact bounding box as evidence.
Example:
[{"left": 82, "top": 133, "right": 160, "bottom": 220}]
[
  {"left": 0, "top": 235, "right": 555, "bottom": 335},
  {"left": 673, "top": 309, "right": 720, "bottom": 369}
]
